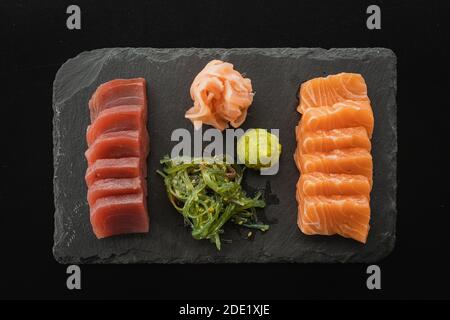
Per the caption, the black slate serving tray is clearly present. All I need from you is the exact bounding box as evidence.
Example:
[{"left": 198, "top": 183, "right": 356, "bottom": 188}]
[{"left": 53, "top": 48, "right": 397, "bottom": 263}]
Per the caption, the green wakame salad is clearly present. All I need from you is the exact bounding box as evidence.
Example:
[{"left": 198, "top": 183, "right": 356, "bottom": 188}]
[{"left": 157, "top": 157, "right": 268, "bottom": 249}]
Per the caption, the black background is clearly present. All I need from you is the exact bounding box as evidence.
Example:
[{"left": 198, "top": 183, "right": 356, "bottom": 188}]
[{"left": 0, "top": 0, "right": 449, "bottom": 300}]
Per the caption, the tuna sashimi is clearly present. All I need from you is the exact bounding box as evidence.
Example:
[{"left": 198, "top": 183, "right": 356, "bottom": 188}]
[
  {"left": 298, "top": 73, "right": 369, "bottom": 114},
  {"left": 301, "top": 100, "right": 374, "bottom": 138},
  {"left": 86, "top": 105, "right": 146, "bottom": 146},
  {"left": 85, "top": 158, "right": 143, "bottom": 187},
  {"left": 87, "top": 177, "right": 146, "bottom": 206},
  {"left": 90, "top": 193, "right": 149, "bottom": 239},
  {"left": 89, "top": 78, "right": 147, "bottom": 122},
  {"left": 298, "top": 195, "right": 370, "bottom": 243},
  {"left": 85, "top": 130, "right": 143, "bottom": 166},
  {"left": 85, "top": 78, "right": 149, "bottom": 239}
]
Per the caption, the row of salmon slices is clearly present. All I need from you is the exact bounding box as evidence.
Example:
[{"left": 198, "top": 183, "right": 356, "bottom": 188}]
[
  {"left": 85, "top": 78, "right": 149, "bottom": 239},
  {"left": 295, "top": 73, "right": 374, "bottom": 243}
]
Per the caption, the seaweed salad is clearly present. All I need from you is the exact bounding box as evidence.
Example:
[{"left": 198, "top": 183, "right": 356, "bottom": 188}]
[{"left": 157, "top": 157, "right": 269, "bottom": 249}]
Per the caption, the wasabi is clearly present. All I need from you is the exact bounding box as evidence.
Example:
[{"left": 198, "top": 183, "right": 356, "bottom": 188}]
[{"left": 237, "top": 129, "right": 282, "bottom": 169}]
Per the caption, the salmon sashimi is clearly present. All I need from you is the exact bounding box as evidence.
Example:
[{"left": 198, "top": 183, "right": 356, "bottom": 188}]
[
  {"left": 298, "top": 195, "right": 370, "bottom": 243},
  {"left": 298, "top": 73, "right": 369, "bottom": 114},
  {"left": 85, "top": 158, "right": 143, "bottom": 187},
  {"left": 296, "top": 126, "right": 371, "bottom": 154},
  {"left": 185, "top": 60, "right": 254, "bottom": 131},
  {"left": 87, "top": 177, "right": 146, "bottom": 206},
  {"left": 86, "top": 78, "right": 149, "bottom": 239},
  {"left": 90, "top": 193, "right": 149, "bottom": 239},
  {"left": 86, "top": 105, "right": 146, "bottom": 146},
  {"left": 89, "top": 78, "right": 147, "bottom": 122},
  {"left": 85, "top": 131, "right": 143, "bottom": 166},
  {"left": 297, "top": 173, "right": 371, "bottom": 198},
  {"left": 298, "top": 148, "right": 373, "bottom": 184},
  {"left": 301, "top": 100, "right": 374, "bottom": 138},
  {"left": 295, "top": 73, "right": 374, "bottom": 243}
]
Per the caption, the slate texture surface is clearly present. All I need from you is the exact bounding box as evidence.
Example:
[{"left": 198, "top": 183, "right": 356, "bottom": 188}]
[{"left": 53, "top": 48, "right": 397, "bottom": 263}]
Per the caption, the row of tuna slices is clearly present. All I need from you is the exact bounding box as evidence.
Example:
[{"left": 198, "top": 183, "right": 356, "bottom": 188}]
[
  {"left": 85, "top": 78, "right": 149, "bottom": 239},
  {"left": 294, "top": 73, "right": 374, "bottom": 244}
]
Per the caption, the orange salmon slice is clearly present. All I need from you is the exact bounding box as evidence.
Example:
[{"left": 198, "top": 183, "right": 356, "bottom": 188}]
[
  {"left": 301, "top": 100, "right": 374, "bottom": 138},
  {"left": 298, "top": 73, "right": 369, "bottom": 114},
  {"left": 297, "top": 173, "right": 371, "bottom": 198},
  {"left": 298, "top": 148, "right": 373, "bottom": 185},
  {"left": 297, "top": 195, "right": 370, "bottom": 243},
  {"left": 296, "top": 126, "right": 371, "bottom": 154}
]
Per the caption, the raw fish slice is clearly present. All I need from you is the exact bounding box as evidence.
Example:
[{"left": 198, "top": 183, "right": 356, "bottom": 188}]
[
  {"left": 85, "top": 131, "right": 144, "bottom": 166},
  {"left": 297, "top": 173, "right": 371, "bottom": 198},
  {"left": 86, "top": 78, "right": 149, "bottom": 239},
  {"left": 90, "top": 193, "right": 149, "bottom": 239},
  {"left": 298, "top": 148, "right": 373, "bottom": 185},
  {"left": 86, "top": 105, "right": 145, "bottom": 146},
  {"left": 87, "top": 177, "right": 146, "bottom": 206},
  {"left": 301, "top": 100, "right": 374, "bottom": 138},
  {"left": 297, "top": 195, "right": 370, "bottom": 243},
  {"left": 295, "top": 73, "right": 374, "bottom": 244},
  {"left": 89, "top": 78, "right": 147, "bottom": 121},
  {"left": 85, "top": 157, "right": 143, "bottom": 187},
  {"left": 296, "top": 126, "right": 371, "bottom": 154},
  {"left": 298, "top": 73, "right": 369, "bottom": 114}
]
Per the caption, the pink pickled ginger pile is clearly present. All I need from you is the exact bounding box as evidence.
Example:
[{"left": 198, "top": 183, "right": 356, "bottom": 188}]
[{"left": 185, "top": 60, "right": 254, "bottom": 131}]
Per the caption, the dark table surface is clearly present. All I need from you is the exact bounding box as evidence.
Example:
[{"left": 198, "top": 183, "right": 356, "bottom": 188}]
[{"left": 1, "top": 0, "right": 449, "bottom": 299}]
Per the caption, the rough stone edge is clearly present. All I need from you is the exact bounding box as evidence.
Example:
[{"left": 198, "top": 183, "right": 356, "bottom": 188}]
[{"left": 373, "top": 47, "right": 398, "bottom": 264}]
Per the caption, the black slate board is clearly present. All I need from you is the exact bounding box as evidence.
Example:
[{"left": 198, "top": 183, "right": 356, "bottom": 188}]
[{"left": 53, "top": 48, "right": 397, "bottom": 263}]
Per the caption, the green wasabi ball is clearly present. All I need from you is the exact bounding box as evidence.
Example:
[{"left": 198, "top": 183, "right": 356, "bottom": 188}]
[{"left": 237, "top": 129, "right": 282, "bottom": 169}]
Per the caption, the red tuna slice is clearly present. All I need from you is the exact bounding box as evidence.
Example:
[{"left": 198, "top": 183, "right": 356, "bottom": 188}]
[
  {"left": 90, "top": 193, "right": 149, "bottom": 239},
  {"left": 85, "top": 130, "right": 148, "bottom": 166},
  {"left": 85, "top": 157, "right": 145, "bottom": 187},
  {"left": 89, "top": 78, "right": 147, "bottom": 122},
  {"left": 87, "top": 177, "right": 147, "bottom": 207},
  {"left": 86, "top": 105, "right": 146, "bottom": 146}
]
